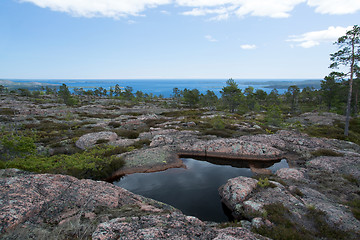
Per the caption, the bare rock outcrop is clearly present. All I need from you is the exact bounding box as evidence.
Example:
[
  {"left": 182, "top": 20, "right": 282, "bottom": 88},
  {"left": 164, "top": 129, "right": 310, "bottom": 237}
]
[
  {"left": 0, "top": 169, "right": 269, "bottom": 240},
  {"left": 75, "top": 131, "right": 118, "bottom": 150},
  {"left": 0, "top": 169, "right": 173, "bottom": 235},
  {"left": 275, "top": 168, "right": 305, "bottom": 181},
  {"left": 93, "top": 212, "right": 269, "bottom": 240},
  {"left": 179, "top": 139, "right": 284, "bottom": 160},
  {"left": 218, "top": 174, "right": 360, "bottom": 236}
]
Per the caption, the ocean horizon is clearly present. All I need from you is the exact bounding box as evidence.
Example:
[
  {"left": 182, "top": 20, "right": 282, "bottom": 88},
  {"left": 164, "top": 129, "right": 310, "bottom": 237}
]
[{"left": 5, "top": 79, "right": 322, "bottom": 98}]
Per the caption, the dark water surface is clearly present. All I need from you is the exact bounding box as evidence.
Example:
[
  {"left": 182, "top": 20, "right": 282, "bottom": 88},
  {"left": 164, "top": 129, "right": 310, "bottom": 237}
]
[{"left": 113, "top": 158, "right": 288, "bottom": 222}]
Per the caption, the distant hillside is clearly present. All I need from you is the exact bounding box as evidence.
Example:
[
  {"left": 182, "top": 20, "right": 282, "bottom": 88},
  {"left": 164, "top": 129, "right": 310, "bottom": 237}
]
[
  {"left": 0, "top": 80, "right": 58, "bottom": 90},
  {"left": 243, "top": 80, "right": 321, "bottom": 89}
]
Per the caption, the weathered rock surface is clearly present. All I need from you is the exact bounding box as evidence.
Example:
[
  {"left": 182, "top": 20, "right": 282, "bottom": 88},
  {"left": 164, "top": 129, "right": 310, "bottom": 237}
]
[
  {"left": 219, "top": 173, "right": 360, "bottom": 236},
  {"left": 219, "top": 176, "right": 258, "bottom": 217},
  {"left": 93, "top": 212, "right": 269, "bottom": 240},
  {"left": 239, "top": 130, "right": 334, "bottom": 157},
  {"left": 0, "top": 169, "right": 268, "bottom": 240},
  {"left": 287, "top": 112, "right": 346, "bottom": 126},
  {"left": 109, "top": 146, "right": 184, "bottom": 177},
  {"left": 0, "top": 169, "right": 173, "bottom": 235},
  {"left": 307, "top": 155, "right": 360, "bottom": 178},
  {"left": 275, "top": 168, "right": 305, "bottom": 181},
  {"left": 179, "top": 139, "right": 283, "bottom": 160},
  {"left": 75, "top": 131, "right": 118, "bottom": 150}
]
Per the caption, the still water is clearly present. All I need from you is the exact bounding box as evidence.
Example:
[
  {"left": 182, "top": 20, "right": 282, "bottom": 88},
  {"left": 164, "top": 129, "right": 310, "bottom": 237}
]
[{"left": 114, "top": 158, "right": 288, "bottom": 222}]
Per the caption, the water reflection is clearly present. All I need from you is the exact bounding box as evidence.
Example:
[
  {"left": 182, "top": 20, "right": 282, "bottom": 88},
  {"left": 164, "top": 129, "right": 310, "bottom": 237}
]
[{"left": 114, "top": 158, "right": 288, "bottom": 222}]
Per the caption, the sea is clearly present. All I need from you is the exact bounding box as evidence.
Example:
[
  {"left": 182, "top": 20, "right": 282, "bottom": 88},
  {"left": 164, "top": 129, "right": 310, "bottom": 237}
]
[{"left": 8, "top": 79, "right": 321, "bottom": 98}]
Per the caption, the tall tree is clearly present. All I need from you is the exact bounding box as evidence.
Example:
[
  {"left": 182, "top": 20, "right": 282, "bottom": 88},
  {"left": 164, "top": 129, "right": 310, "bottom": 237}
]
[
  {"left": 287, "top": 85, "right": 300, "bottom": 113},
  {"left": 321, "top": 72, "right": 344, "bottom": 111},
  {"left": 182, "top": 88, "right": 200, "bottom": 108},
  {"left": 58, "top": 84, "right": 75, "bottom": 106},
  {"left": 220, "top": 78, "right": 243, "bottom": 113},
  {"left": 330, "top": 25, "right": 360, "bottom": 136}
]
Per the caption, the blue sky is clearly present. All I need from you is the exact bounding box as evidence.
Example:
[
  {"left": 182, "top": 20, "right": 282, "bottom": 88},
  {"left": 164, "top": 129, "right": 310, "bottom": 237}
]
[{"left": 0, "top": 0, "right": 359, "bottom": 79}]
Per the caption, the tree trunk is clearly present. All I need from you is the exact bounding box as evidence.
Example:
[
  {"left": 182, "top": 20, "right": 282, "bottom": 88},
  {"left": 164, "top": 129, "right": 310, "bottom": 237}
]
[
  {"left": 354, "top": 89, "right": 358, "bottom": 116},
  {"left": 344, "top": 39, "right": 356, "bottom": 136}
]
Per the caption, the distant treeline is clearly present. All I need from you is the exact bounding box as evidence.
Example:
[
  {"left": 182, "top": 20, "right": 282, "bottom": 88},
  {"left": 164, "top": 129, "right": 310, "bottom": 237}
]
[{"left": 0, "top": 76, "right": 359, "bottom": 117}]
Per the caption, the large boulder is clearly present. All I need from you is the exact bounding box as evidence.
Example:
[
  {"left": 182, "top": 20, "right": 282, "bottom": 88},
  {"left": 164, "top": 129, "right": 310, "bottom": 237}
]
[
  {"left": 219, "top": 176, "right": 258, "bottom": 217},
  {"left": 75, "top": 131, "right": 118, "bottom": 150}
]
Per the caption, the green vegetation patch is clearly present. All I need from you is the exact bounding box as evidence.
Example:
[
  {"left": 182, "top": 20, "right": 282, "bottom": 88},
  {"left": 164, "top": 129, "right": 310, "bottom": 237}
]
[
  {"left": 311, "top": 149, "right": 344, "bottom": 157},
  {"left": 253, "top": 203, "right": 312, "bottom": 240},
  {"left": 2, "top": 145, "right": 125, "bottom": 180},
  {"left": 304, "top": 119, "right": 360, "bottom": 145},
  {"left": 0, "top": 107, "right": 16, "bottom": 115},
  {"left": 305, "top": 205, "right": 348, "bottom": 239},
  {"left": 257, "top": 178, "right": 277, "bottom": 188},
  {"left": 346, "top": 198, "right": 360, "bottom": 220},
  {"left": 115, "top": 129, "right": 140, "bottom": 139}
]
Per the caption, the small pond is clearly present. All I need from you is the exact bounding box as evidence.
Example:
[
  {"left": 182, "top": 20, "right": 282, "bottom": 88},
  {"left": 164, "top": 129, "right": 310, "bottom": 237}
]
[{"left": 113, "top": 157, "right": 288, "bottom": 222}]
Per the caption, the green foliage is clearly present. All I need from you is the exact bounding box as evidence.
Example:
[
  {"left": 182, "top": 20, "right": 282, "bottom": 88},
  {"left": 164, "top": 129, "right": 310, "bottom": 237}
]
[
  {"left": 265, "top": 105, "right": 283, "bottom": 127},
  {"left": 0, "top": 133, "right": 37, "bottom": 159},
  {"left": 257, "top": 178, "right": 277, "bottom": 188},
  {"left": 0, "top": 108, "right": 16, "bottom": 115},
  {"left": 253, "top": 203, "right": 311, "bottom": 240},
  {"left": 305, "top": 206, "right": 348, "bottom": 239},
  {"left": 200, "top": 90, "right": 218, "bottom": 109},
  {"left": 346, "top": 198, "right": 360, "bottom": 220},
  {"left": 221, "top": 78, "right": 243, "bottom": 113},
  {"left": 4, "top": 145, "right": 125, "bottom": 180},
  {"left": 330, "top": 25, "right": 360, "bottom": 136},
  {"left": 182, "top": 88, "right": 200, "bottom": 108},
  {"left": 218, "top": 220, "right": 242, "bottom": 228},
  {"left": 96, "top": 139, "right": 110, "bottom": 144},
  {"left": 343, "top": 174, "right": 359, "bottom": 186},
  {"left": 321, "top": 72, "right": 346, "bottom": 111},
  {"left": 304, "top": 123, "right": 360, "bottom": 145},
  {"left": 292, "top": 188, "right": 304, "bottom": 197},
  {"left": 58, "top": 83, "right": 76, "bottom": 106},
  {"left": 210, "top": 115, "right": 225, "bottom": 130},
  {"left": 115, "top": 129, "right": 140, "bottom": 139},
  {"left": 287, "top": 85, "right": 300, "bottom": 113},
  {"left": 311, "top": 149, "right": 344, "bottom": 157}
]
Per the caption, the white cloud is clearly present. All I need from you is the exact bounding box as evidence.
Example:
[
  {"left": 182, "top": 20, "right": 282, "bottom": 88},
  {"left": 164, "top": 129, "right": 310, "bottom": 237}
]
[
  {"left": 160, "top": 10, "right": 171, "bottom": 14},
  {"left": 179, "top": 0, "right": 304, "bottom": 19},
  {"left": 205, "top": 35, "right": 218, "bottom": 42},
  {"left": 240, "top": 44, "right": 257, "bottom": 50},
  {"left": 18, "top": 0, "right": 360, "bottom": 19},
  {"left": 19, "top": 0, "right": 172, "bottom": 18},
  {"left": 287, "top": 26, "right": 353, "bottom": 48},
  {"left": 307, "top": 0, "right": 360, "bottom": 15}
]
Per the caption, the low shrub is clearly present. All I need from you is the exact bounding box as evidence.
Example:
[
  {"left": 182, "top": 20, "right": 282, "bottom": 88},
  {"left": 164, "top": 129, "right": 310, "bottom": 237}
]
[
  {"left": 3, "top": 145, "right": 125, "bottom": 180},
  {"left": 108, "top": 121, "right": 122, "bottom": 128},
  {"left": 115, "top": 129, "right": 139, "bottom": 139},
  {"left": 253, "top": 203, "right": 311, "bottom": 240},
  {"left": 257, "top": 178, "right": 277, "bottom": 188},
  {"left": 311, "top": 149, "right": 344, "bottom": 157},
  {"left": 0, "top": 108, "right": 15, "bottom": 115},
  {"left": 305, "top": 205, "right": 348, "bottom": 239},
  {"left": 346, "top": 198, "right": 360, "bottom": 220},
  {"left": 342, "top": 174, "right": 359, "bottom": 186}
]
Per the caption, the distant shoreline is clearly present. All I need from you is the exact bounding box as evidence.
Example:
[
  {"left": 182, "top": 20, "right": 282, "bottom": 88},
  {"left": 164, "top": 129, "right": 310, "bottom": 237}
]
[{"left": 1, "top": 79, "right": 322, "bottom": 97}]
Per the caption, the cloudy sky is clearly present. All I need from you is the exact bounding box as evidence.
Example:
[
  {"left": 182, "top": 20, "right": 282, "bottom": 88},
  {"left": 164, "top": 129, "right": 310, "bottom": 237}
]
[{"left": 0, "top": 0, "right": 359, "bottom": 79}]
